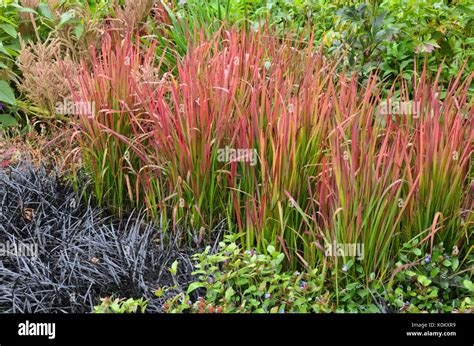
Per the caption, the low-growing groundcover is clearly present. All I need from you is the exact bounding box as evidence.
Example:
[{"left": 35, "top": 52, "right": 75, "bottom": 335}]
[
  {"left": 162, "top": 236, "right": 473, "bottom": 313},
  {"left": 0, "top": 0, "right": 473, "bottom": 315}
]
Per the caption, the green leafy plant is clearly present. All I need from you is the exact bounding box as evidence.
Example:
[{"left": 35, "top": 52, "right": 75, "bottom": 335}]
[
  {"left": 387, "top": 242, "right": 473, "bottom": 313},
  {"left": 0, "top": 99, "right": 18, "bottom": 132},
  {"left": 0, "top": 0, "right": 32, "bottom": 112},
  {"left": 0, "top": 81, "right": 16, "bottom": 107},
  {"left": 162, "top": 235, "right": 473, "bottom": 313},
  {"left": 385, "top": 0, "right": 474, "bottom": 83},
  {"left": 163, "top": 234, "right": 331, "bottom": 313},
  {"left": 333, "top": 3, "right": 398, "bottom": 77},
  {"left": 93, "top": 296, "right": 148, "bottom": 313},
  {"left": 0, "top": 0, "right": 25, "bottom": 71}
]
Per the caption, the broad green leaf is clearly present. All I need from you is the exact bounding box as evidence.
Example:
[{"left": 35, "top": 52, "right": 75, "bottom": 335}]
[
  {"left": 186, "top": 282, "right": 206, "bottom": 294},
  {"left": 74, "top": 24, "right": 84, "bottom": 39},
  {"left": 37, "top": 3, "right": 54, "bottom": 20},
  {"left": 225, "top": 286, "right": 235, "bottom": 301},
  {"left": 267, "top": 245, "right": 275, "bottom": 254},
  {"left": 367, "top": 304, "right": 380, "bottom": 313},
  {"left": 58, "top": 10, "right": 76, "bottom": 28},
  {"left": 0, "top": 42, "right": 11, "bottom": 57},
  {"left": 463, "top": 280, "right": 473, "bottom": 292},
  {"left": 451, "top": 258, "right": 459, "bottom": 271},
  {"left": 417, "top": 275, "right": 432, "bottom": 287},
  {"left": 442, "top": 259, "right": 452, "bottom": 267},
  {"left": 0, "top": 24, "right": 17, "bottom": 38},
  {"left": 430, "top": 267, "right": 440, "bottom": 278},
  {"left": 0, "top": 80, "right": 16, "bottom": 106},
  {"left": 276, "top": 253, "right": 285, "bottom": 265},
  {"left": 0, "top": 114, "right": 18, "bottom": 127}
]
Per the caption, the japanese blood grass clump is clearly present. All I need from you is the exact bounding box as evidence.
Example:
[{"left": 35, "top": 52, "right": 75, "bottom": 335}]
[
  {"left": 134, "top": 27, "right": 333, "bottom": 260},
  {"left": 320, "top": 68, "right": 473, "bottom": 282},
  {"left": 70, "top": 33, "right": 157, "bottom": 214},
  {"left": 71, "top": 26, "right": 473, "bottom": 281},
  {"left": 400, "top": 68, "right": 473, "bottom": 253}
]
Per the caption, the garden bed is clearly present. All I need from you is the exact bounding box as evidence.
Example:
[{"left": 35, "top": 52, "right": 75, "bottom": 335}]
[{"left": 0, "top": 0, "right": 472, "bottom": 315}]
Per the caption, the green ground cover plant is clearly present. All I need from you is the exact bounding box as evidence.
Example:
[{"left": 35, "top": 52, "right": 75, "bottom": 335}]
[
  {"left": 93, "top": 296, "right": 148, "bottom": 313},
  {"left": 162, "top": 236, "right": 473, "bottom": 313}
]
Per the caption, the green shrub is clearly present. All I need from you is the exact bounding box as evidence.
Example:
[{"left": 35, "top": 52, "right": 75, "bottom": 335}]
[
  {"left": 163, "top": 235, "right": 331, "bottom": 313},
  {"left": 93, "top": 296, "right": 148, "bottom": 313},
  {"left": 163, "top": 236, "right": 473, "bottom": 313},
  {"left": 171, "top": 0, "right": 474, "bottom": 87},
  {"left": 388, "top": 242, "right": 474, "bottom": 313}
]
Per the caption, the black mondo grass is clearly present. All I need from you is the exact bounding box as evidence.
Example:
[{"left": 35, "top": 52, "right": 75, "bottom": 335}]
[{"left": 0, "top": 164, "right": 195, "bottom": 313}]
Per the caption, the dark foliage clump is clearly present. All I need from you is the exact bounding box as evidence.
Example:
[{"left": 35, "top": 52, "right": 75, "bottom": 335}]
[{"left": 0, "top": 164, "right": 196, "bottom": 313}]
